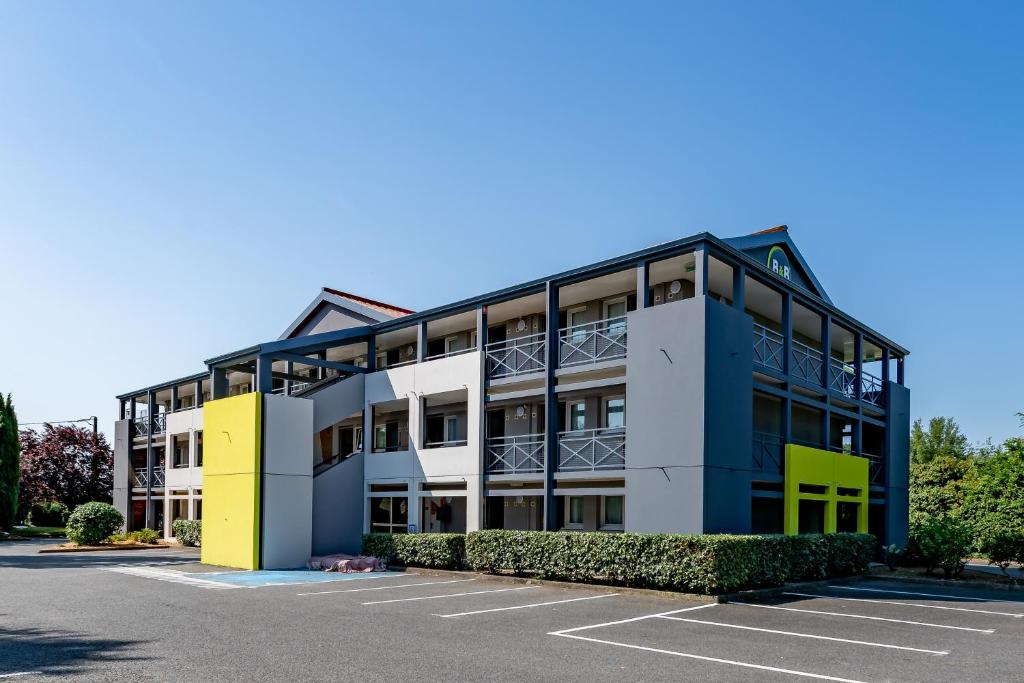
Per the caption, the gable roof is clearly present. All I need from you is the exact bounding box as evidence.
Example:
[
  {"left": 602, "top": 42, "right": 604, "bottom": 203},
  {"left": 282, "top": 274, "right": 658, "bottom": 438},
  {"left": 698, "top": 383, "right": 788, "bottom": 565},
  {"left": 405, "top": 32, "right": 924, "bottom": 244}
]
[
  {"left": 724, "top": 225, "right": 833, "bottom": 305},
  {"left": 279, "top": 288, "right": 413, "bottom": 340}
]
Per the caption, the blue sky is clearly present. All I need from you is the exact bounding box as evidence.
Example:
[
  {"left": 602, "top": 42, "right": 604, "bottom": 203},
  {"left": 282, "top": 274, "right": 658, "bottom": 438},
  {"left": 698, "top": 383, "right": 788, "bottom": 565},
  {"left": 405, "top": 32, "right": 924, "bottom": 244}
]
[{"left": 0, "top": 2, "right": 1021, "bottom": 443}]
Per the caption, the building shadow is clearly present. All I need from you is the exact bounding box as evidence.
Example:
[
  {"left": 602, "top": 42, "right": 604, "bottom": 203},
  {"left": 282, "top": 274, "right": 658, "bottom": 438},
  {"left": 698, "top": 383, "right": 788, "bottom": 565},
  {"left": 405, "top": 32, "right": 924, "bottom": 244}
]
[{"left": 0, "top": 622, "right": 151, "bottom": 676}]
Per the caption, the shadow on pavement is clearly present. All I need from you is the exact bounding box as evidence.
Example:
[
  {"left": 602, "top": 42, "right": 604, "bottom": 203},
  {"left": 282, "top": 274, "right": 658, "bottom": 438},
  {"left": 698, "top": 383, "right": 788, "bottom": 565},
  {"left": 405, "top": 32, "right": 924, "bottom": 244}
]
[{"left": 0, "top": 622, "right": 151, "bottom": 676}]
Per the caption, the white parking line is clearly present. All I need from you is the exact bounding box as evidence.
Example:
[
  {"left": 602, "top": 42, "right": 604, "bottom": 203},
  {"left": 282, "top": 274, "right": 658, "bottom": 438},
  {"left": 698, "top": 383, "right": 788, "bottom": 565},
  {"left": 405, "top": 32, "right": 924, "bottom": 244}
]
[
  {"left": 435, "top": 593, "right": 618, "bottom": 618},
  {"left": 363, "top": 585, "right": 539, "bottom": 605},
  {"left": 657, "top": 615, "right": 948, "bottom": 655},
  {"left": 0, "top": 674, "right": 42, "bottom": 680},
  {"left": 550, "top": 633, "right": 868, "bottom": 683},
  {"left": 784, "top": 591, "right": 1024, "bottom": 618},
  {"left": 103, "top": 566, "right": 239, "bottom": 589},
  {"left": 297, "top": 578, "right": 475, "bottom": 596},
  {"left": 550, "top": 602, "right": 716, "bottom": 635},
  {"left": 831, "top": 585, "right": 1019, "bottom": 604},
  {"left": 730, "top": 600, "right": 995, "bottom": 633}
]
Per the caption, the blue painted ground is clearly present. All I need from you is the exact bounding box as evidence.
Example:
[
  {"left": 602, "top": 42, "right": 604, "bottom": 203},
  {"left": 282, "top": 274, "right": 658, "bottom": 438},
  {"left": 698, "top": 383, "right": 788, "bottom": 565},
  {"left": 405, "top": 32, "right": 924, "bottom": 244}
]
[{"left": 188, "top": 569, "right": 405, "bottom": 588}]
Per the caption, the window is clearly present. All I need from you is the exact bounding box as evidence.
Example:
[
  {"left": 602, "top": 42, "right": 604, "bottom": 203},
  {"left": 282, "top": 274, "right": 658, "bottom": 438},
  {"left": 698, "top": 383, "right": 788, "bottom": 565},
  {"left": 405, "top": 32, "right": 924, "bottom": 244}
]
[
  {"left": 604, "top": 397, "right": 625, "bottom": 429},
  {"left": 376, "top": 352, "right": 387, "bottom": 370},
  {"left": 470, "top": 330, "right": 478, "bottom": 349},
  {"left": 603, "top": 298, "right": 627, "bottom": 335},
  {"left": 446, "top": 417, "right": 458, "bottom": 443},
  {"left": 195, "top": 431, "right": 203, "bottom": 467},
  {"left": 374, "top": 425, "right": 388, "bottom": 451},
  {"left": 425, "top": 415, "right": 445, "bottom": 446},
  {"left": 370, "top": 496, "right": 409, "bottom": 533},
  {"left": 565, "top": 496, "right": 584, "bottom": 529},
  {"left": 445, "top": 336, "right": 459, "bottom": 356},
  {"left": 568, "top": 307, "right": 588, "bottom": 342},
  {"left": 568, "top": 402, "right": 586, "bottom": 431},
  {"left": 601, "top": 495, "right": 624, "bottom": 530}
]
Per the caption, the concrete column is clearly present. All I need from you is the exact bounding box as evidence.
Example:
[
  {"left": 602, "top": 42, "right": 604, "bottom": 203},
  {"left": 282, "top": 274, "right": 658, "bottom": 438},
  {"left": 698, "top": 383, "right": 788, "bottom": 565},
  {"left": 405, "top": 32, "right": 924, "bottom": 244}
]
[
  {"left": 417, "top": 321, "right": 427, "bottom": 363},
  {"left": 284, "top": 361, "right": 293, "bottom": 396},
  {"left": 822, "top": 314, "right": 832, "bottom": 448},
  {"left": 255, "top": 355, "right": 274, "bottom": 394},
  {"left": 854, "top": 333, "right": 864, "bottom": 403},
  {"left": 732, "top": 265, "right": 745, "bottom": 310},
  {"left": 145, "top": 389, "right": 155, "bottom": 529},
  {"left": 694, "top": 248, "right": 708, "bottom": 297},
  {"left": 170, "top": 385, "right": 179, "bottom": 412},
  {"left": 635, "top": 262, "right": 650, "bottom": 308},
  {"left": 782, "top": 293, "right": 793, "bottom": 375},
  {"left": 366, "top": 336, "right": 377, "bottom": 372},
  {"left": 543, "top": 281, "right": 560, "bottom": 530},
  {"left": 194, "top": 380, "right": 203, "bottom": 408},
  {"left": 211, "top": 367, "right": 228, "bottom": 399}
]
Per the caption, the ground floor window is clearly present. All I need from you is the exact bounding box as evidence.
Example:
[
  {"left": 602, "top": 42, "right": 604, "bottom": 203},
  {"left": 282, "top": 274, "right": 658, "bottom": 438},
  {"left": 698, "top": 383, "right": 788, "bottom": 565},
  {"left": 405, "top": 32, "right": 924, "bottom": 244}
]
[
  {"left": 564, "top": 496, "right": 584, "bottom": 529},
  {"left": 421, "top": 496, "right": 467, "bottom": 533},
  {"left": 600, "top": 495, "right": 624, "bottom": 530},
  {"left": 370, "top": 496, "right": 408, "bottom": 533},
  {"left": 751, "top": 497, "right": 784, "bottom": 534},
  {"left": 837, "top": 501, "right": 860, "bottom": 533},
  {"left": 798, "top": 499, "right": 826, "bottom": 534}
]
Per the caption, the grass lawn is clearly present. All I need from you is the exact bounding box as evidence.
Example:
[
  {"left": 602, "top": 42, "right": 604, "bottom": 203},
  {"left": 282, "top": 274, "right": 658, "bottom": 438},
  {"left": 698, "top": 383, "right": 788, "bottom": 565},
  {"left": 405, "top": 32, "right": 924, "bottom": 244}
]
[{"left": 0, "top": 525, "right": 66, "bottom": 541}]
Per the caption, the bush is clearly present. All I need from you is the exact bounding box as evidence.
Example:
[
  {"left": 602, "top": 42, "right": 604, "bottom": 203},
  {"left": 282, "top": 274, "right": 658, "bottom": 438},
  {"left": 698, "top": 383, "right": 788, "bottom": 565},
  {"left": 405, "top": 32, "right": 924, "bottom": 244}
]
[
  {"left": 464, "top": 530, "right": 875, "bottom": 594},
  {"left": 978, "top": 529, "right": 1024, "bottom": 581},
  {"left": 65, "top": 502, "right": 123, "bottom": 546},
  {"left": 173, "top": 519, "right": 202, "bottom": 547},
  {"left": 27, "top": 501, "right": 69, "bottom": 527},
  {"left": 908, "top": 516, "right": 973, "bottom": 578},
  {"left": 129, "top": 528, "right": 160, "bottom": 544},
  {"left": 362, "top": 533, "right": 466, "bottom": 569}
]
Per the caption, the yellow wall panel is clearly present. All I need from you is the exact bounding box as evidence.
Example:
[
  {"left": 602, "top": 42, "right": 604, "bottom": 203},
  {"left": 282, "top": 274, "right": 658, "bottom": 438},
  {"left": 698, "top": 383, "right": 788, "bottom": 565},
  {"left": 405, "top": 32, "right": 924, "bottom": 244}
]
[
  {"left": 783, "top": 444, "right": 869, "bottom": 536},
  {"left": 200, "top": 393, "right": 262, "bottom": 569}
]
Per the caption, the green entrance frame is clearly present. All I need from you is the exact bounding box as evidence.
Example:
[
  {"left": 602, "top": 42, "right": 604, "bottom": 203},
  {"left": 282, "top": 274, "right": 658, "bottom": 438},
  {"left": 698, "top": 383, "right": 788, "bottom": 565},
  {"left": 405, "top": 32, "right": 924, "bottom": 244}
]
[{"left": 783, "top": 444, "right": 868, "bottom": 535}]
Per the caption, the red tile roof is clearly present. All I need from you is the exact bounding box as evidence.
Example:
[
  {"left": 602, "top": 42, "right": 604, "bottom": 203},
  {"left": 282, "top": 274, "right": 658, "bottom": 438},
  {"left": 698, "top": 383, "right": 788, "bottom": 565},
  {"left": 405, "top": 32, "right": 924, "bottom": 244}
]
[
  {"left": 750, "top": 224, "right": 788, "bottom": 236},
  {"left": 322, "top": 288, "right": 413, "bottom": 318}
]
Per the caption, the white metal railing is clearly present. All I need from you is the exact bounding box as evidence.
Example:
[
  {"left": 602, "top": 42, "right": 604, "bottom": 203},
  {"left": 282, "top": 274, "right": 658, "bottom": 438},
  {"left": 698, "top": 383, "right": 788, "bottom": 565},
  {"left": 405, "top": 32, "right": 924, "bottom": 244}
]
[
  {"left": 486, "top": 434, "right": 545, "bottom": 474},
  {"left": 791, "top": 340, "right": 824, "bottom": 385},
  {"left": 861, "top": 371, "right": 884, "bottom": 407},
  {"left": 132, "top": 466, "right": 165, "bottom": 488},
  {"left": 386, "top": 359, "right": 417, "bottom": 369},
  {"left": 557, "top": 427, "right": 625, "bottom": 471},
  {"left": 424, "top": 439, "right": 469, "bottom": 449},
  {"left": 486, "top": 333, "right": 546, "bottom": 379},
  {"left": 830, "top": 359, "right": 857, "bottom": 399},
  {"left": 752, "top": 323, "right": 784, "bottom": 372},
  {"left": 559, "top": 316, "right": 627, "bottom": 368},
  {"left": 133, "top": 414, "right": 166, "bottom": 436},
  {"left": 424, "top": 346, "right": 477, "bottom": 362}
]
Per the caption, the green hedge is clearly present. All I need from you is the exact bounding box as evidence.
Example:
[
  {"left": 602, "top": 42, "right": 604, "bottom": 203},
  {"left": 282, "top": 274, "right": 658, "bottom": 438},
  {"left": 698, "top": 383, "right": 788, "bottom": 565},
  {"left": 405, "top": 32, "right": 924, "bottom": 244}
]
[
  {"left": 360, "top": 531, "right": 874, "bottom": 593},
  {"left": 27, "top": 501, "right": 69, "bottom": 527},
  {"left": 362, "top": 532, "right": 466, "bottom": 569},
  {"left": 173, "top": 519, "right": 202, "bottom": 547},
  {"left": 465, "top": 530, "right": 875, "bottom": 594}
]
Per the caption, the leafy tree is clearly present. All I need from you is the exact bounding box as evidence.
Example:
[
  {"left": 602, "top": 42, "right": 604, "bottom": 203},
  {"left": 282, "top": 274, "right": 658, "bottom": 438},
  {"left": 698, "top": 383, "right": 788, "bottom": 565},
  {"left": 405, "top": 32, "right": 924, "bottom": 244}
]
[
  {"left": 909, "top": 454, "right": 977, "bottom": 524},
  {"left": 962, "top": 437, "right": 1024, "bottom": 543},
  {"left": 0, "top": 394, "right": 20, "bottom": 530},
  {"left": 910, "top": 416, "right": 970, "bottom": 464},
  {"left": 18, "top": 425, "right": 113, "bottom": 512}
]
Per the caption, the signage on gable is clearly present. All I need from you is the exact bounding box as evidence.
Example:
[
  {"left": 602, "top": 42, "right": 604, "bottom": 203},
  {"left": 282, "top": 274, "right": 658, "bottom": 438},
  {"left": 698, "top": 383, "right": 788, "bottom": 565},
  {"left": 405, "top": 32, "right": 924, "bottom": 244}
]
[{"left": 767, "top": 245, "right": 792, "bottom": 281}]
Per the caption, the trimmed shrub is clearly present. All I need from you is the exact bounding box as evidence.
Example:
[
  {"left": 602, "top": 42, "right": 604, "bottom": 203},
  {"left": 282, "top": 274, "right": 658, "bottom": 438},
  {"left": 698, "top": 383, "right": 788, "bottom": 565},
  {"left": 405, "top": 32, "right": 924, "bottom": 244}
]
[
  {"left": 65, "top": 502, "right": 123, "bottom": 546},
  {"left": 129, "top": 528, "right": 160, "bottom": 544},
  {"left": 173, "top": 519, "right": 201, "bottom": 547},
  {"left": 27, "top": 501, "right": 69, "bottom": 527},
  {"left": 362, "top": 533, "right": 466, "bottom": 569},
  {"left": 978, "top": 529, "right": 1024, "bottom": 581},
  {"left": 464, "top": 530, "right": 875, "bottom": 594},
  {"left": 908, "top": 515, "right": 973, "bottom": 578}
]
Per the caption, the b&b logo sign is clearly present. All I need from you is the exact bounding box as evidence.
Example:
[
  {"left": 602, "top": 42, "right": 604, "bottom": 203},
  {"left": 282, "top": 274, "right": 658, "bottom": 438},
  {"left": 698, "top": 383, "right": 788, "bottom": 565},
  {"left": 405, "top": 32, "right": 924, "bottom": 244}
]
[{"left": 767, "top": 246, "right": 792, "bottom": 281}]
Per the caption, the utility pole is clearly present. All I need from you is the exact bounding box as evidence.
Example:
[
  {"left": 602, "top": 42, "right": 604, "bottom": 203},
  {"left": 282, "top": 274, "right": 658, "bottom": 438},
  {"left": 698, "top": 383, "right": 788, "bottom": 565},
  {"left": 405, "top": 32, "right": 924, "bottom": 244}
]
[{"left": 92, "top": 416, "right": 98, "bottom": 446}]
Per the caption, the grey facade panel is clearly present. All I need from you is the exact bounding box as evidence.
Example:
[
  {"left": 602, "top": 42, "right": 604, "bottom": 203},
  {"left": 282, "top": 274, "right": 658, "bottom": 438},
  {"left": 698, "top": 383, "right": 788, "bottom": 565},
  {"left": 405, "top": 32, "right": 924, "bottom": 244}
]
[
  {"left": 885, "top": 381, "right": 911, "bottom": 548},
  {"left": 312, "top": 452, "right": 365, "bottom": 555},
  {"left": 112, "top": 419, "right": 130, "bottom": 527},
  {"left": 703, "top": 299, "right": 754, "bottom": 534},
  {"left": 625, "top": 297, "right": 706, "bottom": 534}
]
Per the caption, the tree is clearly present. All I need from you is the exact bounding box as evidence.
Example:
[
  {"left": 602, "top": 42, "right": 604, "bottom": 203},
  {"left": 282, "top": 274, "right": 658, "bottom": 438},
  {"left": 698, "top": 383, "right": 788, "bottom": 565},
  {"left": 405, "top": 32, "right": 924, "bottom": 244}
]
[
  {"left": 962, "top": 437, "right": 1024, "bottom": 543},
  {"left": 0, "top": 394, "right": 20, "bottom": 530},
  {"left": 909, "top": 454, "right": 977, "bottom": 524},
  {"left": 910, "top": 416, "right": 970, "bottom": 464},
  {"left": 18, "top": 425, "right": 113, "bottom": 512}
]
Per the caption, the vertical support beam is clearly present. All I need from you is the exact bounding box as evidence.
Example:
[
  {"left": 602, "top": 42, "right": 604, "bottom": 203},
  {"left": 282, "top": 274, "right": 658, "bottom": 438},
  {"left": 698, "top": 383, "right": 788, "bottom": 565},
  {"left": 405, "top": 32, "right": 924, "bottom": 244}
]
[
  {"left": 635, "top": 261, "right": 650, "bottom": 309},
  {"left": 317, "top": 351, "right": 327, "bottom": 380},
  {"left": 854, "top": 332, "right": 864, "bottom": 403},
  {"left": 170, "top": 385, "right": 179, "bottom": 413},
  {"left": 782, "top": 292, "right": 793, "bottom": 376},
  {"left": 417, "top": 321, "right": 427, "bottom": 363},
  {"left": 543, "top": 281, "right": 560, "bottom": 531},
  {"left": 284, "top": 361, "right": 293, "bottom": 396},
  {"left": 145, "top": 389, "right": 155, "bottom": 529},
  {"left": 119, "top": 399, "right": 127, "bottom": 421},
  {"left": 255, "top": 355, "right": 274, "bottom": 395},
  {"left": 476, "top": 304, "right": 489, "bottom": 528},
  {"left": 211, "top": 367, "right": 228, "bottom": 400},
  {"left": 821, "top": 314, "right": 831, "bottom": 448},
  {"left": 366, "top": 336, "right": 377, "bottom": 372},
  {"left": 194, "top": 380, "right": 203, "bottom": 408},
  {"left": 364, "top": 404, "right": 375, "bottom": 454},
  {"left": 896, "top": 356, "right": 905, "bottom": 385},
  {"left": 694, "top": 248, "right": 708, "bottom": 297},
  {"left": 732, "top": 265, "right": 745, "bottom": 310}
]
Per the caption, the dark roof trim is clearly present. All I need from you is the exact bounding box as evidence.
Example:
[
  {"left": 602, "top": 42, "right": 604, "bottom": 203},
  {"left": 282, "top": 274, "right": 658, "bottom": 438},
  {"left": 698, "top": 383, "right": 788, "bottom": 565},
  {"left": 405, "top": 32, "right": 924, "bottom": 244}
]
[
  {"left": 116, "top": 370, "right": 210, "bottom": 401},
  {"left": 723, "top": 227, "right": 833, "bottom": 304},
  {"left": 204, "top": 345, "right": 262, "bottom": 368}
]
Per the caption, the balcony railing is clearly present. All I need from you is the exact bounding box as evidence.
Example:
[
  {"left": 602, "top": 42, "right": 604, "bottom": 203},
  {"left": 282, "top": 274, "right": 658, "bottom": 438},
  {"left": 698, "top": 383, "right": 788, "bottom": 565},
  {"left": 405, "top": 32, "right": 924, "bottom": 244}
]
[
  {"left": 424, "top": 439, "right": 469, "bottom": 449},
  {"left": 752, "top": 324, "right": 784, "bottom": 373},
  {"left": 829, "top": 359, "right": 857, "bottom": 400},
  {"left": 862, "top": 451, "right": 885, "bottom": 485},
  {"left": 424, "top": 346, "right": 477, "bottom": 362},
  {"left": 860, "top": 371, "right": 884, "bottom": 407},
  {"left": 132, "top": 466, "right": 165, "bottom": 488},
  {"left": 559, "top": 316, "right": 627, "bottom": 368},
  {"left": 133, "top": 414, "right": 165, "bottom": 437},
  {"left": 486, "top": 434, "right": 544, "bottom": 474},
  {"left": 557, "top": 427, "right": 626, "bottom": 471},
  {"left": 752, "top": 431, "right": 784, "bottom": 474},
  {"left": 485, "top": 333, "right": 546, "bottom": 379},
  {"left": 791, "top": 340, "right": 824, "bottom": 385}
]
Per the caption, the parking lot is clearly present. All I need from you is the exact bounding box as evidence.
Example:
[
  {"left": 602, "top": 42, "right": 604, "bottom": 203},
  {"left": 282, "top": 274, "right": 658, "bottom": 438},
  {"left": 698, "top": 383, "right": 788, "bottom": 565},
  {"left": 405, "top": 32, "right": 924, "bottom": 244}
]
[{"left": 1, "top": 541, "right": 1022, "bottom": 681}]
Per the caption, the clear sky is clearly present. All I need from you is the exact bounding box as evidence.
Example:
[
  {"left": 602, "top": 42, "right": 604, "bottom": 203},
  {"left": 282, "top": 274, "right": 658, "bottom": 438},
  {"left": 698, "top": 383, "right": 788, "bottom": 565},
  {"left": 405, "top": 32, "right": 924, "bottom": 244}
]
[{"left": 0, "top": 2, "right": 1021, "bottom": 444}]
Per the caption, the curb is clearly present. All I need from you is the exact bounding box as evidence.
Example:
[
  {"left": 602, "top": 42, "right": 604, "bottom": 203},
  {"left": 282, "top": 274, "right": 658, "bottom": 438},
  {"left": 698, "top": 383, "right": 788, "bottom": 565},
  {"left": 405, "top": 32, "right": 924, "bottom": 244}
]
[
  {"left": 38, "top": 544, "right": 173, "bottom": 554},
  {"left": 861, "top": 572, "right": 1022, "bottom": 593},
  {"left": 395, "top": 566, "right": 867, "bottom": 604}
]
